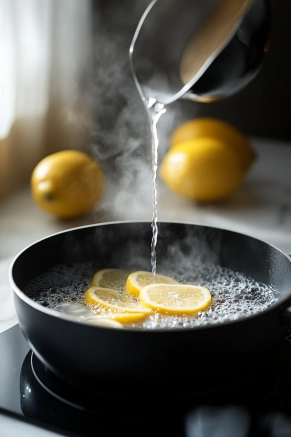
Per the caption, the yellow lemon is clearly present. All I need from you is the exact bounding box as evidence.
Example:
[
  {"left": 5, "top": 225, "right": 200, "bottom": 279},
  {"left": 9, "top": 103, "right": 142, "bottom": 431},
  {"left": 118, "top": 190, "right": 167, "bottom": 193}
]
[
  {"left": 126, "top": 271, "right": 178, "bottom": 297},
  {"left": 139, "top": 283, "right": 211, "bottom": 315},
  {"left": 91, "top": 269, "right": 129, "bottom": 291},
  {"left": 170, "top": 117, "right": 255, "bottom": 172},
  {"left": 84, "top": 286, "right": 152, "bottom": 314},
  {"left": 31, "top": 150, "right": 105, "bottom": 218},
  {"left": 160, "top": 137, "right": 244, "bottom": 202}
]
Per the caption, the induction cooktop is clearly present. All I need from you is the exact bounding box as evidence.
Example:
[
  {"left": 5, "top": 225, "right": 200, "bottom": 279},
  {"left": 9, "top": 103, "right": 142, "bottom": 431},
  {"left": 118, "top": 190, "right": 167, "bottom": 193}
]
[{"left": 2, "top": 324, "right": 291, "bottom": 437}]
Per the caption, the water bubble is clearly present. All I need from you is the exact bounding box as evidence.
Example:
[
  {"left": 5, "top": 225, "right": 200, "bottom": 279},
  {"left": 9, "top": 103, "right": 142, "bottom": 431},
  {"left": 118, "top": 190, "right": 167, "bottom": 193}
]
[{"left": 23, "top": 261, "right": 279, "bottom": 330}]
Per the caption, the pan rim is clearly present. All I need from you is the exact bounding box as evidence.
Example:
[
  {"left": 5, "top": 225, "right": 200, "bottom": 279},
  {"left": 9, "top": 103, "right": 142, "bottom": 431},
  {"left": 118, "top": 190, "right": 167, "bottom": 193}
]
[{"left": 8, "top": 219, "right": 291, "bottom": 332}]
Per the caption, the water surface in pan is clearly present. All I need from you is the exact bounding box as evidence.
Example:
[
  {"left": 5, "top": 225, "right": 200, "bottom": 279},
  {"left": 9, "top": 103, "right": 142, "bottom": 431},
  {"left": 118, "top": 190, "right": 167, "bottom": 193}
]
[{"left": 23, "top": 261, "right": 278, "bottom": 329}]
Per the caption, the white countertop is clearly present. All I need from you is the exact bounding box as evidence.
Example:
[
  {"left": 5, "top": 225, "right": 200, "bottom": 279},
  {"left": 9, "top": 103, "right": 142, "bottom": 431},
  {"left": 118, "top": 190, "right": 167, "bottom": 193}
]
[{"left": 0, "top": 136, "right": 291, "bottom": 436}]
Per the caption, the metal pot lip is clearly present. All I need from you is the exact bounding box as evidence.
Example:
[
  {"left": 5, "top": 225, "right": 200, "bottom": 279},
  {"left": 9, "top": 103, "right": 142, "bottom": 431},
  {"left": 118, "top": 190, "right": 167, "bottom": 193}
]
[{"left": 8, "top": 219, "right": 291, "bottom": 333}]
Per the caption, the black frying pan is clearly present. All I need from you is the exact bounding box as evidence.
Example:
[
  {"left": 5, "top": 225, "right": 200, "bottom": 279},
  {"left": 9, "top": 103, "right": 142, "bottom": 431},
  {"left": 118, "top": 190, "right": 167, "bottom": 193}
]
[{"left": 9, "top": 221, "right": 291, "bottom": 395}]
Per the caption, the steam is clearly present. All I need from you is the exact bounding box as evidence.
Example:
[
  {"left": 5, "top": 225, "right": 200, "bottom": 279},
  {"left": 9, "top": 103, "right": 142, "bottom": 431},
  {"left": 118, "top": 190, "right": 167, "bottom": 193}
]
[{"left": 86, "top": 0, "right": 187, "bottom": 221}]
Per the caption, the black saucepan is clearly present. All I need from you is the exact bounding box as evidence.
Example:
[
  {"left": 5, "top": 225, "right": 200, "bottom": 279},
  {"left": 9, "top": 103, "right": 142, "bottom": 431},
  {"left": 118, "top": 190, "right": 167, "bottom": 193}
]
[{"left": 9, "top": 221, "right": 291, "bottom": 395}]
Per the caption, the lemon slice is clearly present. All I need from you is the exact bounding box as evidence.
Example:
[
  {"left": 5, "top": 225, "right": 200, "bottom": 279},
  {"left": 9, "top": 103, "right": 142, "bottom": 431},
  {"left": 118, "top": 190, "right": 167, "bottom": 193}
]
[
  {"left": 84, "top": 286, "right": 151, "bottom": 313},
  {"left": 106, "top": 312, "right": 149, "bottom": 324},
  {"left": 91, "top": 309, "right": 149, "bottom": 324},
  {"left": 86, "top": 318, "right": 124, "bottom": 328},
  {"left": 91, "top": 268, "right": 129, "bottom": 290},
  {"left": 139, "top": 284, "right": 211, "bottom": 315},
  {"left": 125, "top": 271, "right": 178, "bottom": 297}
]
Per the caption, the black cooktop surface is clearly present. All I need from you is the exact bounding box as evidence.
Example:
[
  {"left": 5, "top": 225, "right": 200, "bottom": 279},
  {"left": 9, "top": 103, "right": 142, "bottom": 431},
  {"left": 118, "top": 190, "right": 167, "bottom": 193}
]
[{"left": 2, "top": 324, "right": 291, "bottom": 437}]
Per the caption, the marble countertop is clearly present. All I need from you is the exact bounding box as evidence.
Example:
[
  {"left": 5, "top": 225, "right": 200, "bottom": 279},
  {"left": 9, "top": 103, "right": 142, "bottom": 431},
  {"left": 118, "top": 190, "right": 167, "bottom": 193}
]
[{"left": 0, "top": 136, "right": 291, "bottom": 435}]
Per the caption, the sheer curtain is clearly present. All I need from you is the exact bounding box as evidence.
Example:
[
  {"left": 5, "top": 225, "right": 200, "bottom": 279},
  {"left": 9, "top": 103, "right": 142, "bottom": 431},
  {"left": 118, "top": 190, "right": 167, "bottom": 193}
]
[{"left": 0, "top": 0, "right": 93, "bottom": 199}]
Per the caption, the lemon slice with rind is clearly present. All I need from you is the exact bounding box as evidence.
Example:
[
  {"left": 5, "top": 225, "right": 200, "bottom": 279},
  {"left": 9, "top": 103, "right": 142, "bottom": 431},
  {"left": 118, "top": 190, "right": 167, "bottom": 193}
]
[
  {"left": 91, "top": 268, "right": 129, "bottom": 291},
  {"left": 139, "top": 284, "right": 211, "bottom": 315},
  {"left": 86, "top": 317, "right": 124, "bottom": 328},
  {"left": 106, "top": 312, "right": 149, "bottom": 324},
  {"left": 125, "top": 271, "right": 178, "bottom": 297},
  {"left": 84, "top": 286, "right": 152, "bottom": 314},
  {"left": 91, "top": 309, "right": 150, "bottom": 324}
]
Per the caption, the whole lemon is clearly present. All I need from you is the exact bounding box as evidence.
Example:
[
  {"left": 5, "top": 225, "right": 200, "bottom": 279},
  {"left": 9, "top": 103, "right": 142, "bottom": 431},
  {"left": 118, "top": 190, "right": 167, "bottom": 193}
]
[
  {"left": 159, "top": 137, "right": 244, "bottom": 202},
  {"left": 170, "top": 117, "right": 255, "bottom": 172},
  {"left": 31, "top": 150, "right": 105, "bottom": 218}
]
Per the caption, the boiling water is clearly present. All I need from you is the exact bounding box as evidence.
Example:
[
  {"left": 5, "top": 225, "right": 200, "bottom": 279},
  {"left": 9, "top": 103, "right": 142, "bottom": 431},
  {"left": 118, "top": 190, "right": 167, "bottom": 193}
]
[{"left": 24, "top": 262, "right": 279, "bottom": 330}]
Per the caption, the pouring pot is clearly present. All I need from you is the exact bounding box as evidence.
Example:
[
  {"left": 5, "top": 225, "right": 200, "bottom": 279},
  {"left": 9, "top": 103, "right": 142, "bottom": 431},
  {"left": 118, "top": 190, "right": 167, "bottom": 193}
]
[
  {"left": 9, "top": 221, "right": 291, "bottom": 395},
  {"left": 131, "top": 0, "right": 271, "bottom": 104}
]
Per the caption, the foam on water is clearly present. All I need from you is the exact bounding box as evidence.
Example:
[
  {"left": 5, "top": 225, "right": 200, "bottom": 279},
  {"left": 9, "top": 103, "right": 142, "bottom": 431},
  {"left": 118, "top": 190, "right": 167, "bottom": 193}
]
[{"left": 23, "top": 261, "right": 279, "bottom": 330}]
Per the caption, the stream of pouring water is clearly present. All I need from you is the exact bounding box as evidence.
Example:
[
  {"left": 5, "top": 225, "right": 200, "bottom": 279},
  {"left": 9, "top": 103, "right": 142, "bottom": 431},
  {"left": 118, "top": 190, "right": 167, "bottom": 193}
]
[
  {"left": 147, "top": 99, "right": 166, "bottom": 275},
  {"left": 129, "top": 9, "right": 166, "bottom": 276}
]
